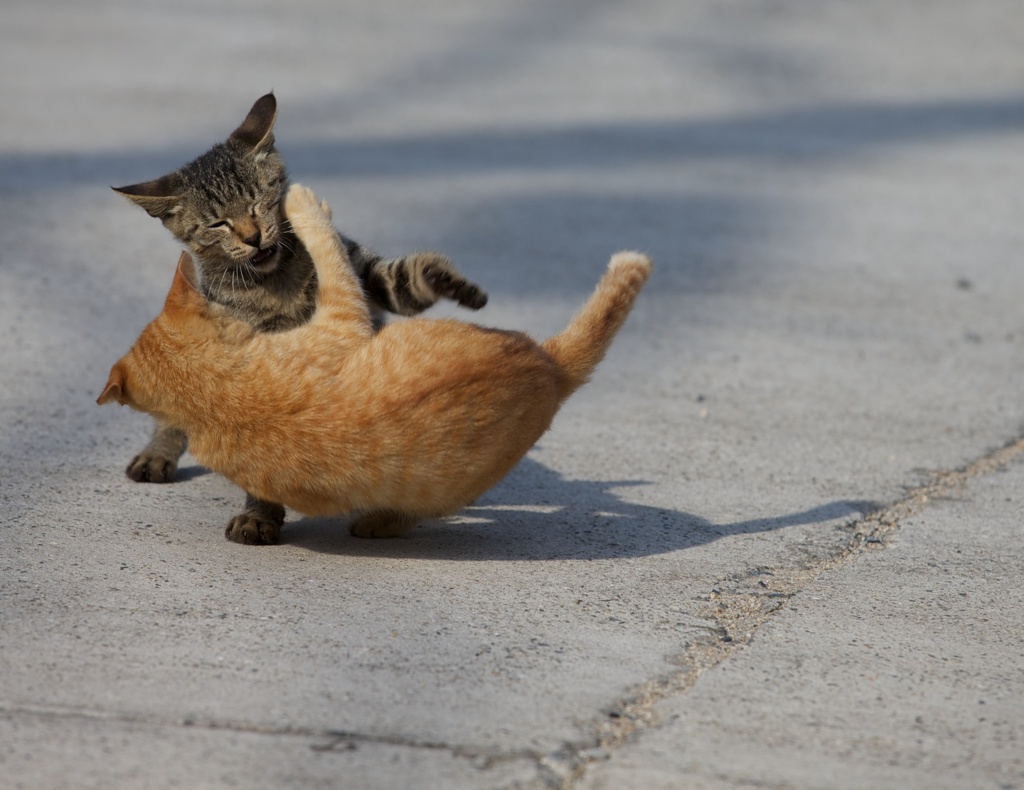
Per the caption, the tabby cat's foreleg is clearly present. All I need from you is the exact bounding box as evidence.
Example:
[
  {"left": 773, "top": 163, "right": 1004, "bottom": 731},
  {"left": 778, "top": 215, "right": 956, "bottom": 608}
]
[
  {"left": 225, "top": 493, "right": 286, "bottom": 545},
  {"left": 349, "top": 510, "right": 420, "bottom": 539},
  {"left": 342, "top": 236, "right": 488, "bottom": 316},
  {"left": 126, "top": 419, "right": 188, "bottom": 483}
]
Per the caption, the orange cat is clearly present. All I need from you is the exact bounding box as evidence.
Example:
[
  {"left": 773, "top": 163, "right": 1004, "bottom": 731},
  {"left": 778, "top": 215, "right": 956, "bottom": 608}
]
[{"left": 99, "top": 184, "right": 652, "bottom": 541}]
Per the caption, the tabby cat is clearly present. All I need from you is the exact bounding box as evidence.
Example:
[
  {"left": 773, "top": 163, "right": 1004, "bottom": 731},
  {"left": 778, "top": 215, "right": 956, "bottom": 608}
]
[
  {"left": 99, "top": 184, "right": 651, "bottom": 542},
  {"left": 113, "top": 93, "right": 486, "bottom": 544}
]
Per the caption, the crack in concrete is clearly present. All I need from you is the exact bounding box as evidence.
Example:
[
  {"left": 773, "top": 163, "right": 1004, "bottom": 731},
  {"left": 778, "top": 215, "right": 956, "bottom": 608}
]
[{"left": 552, "top": 435, "right": 1024, "bottom": 790}]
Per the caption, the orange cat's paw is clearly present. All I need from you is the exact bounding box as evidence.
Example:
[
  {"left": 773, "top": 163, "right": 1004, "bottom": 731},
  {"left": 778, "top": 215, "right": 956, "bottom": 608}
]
[
  {"left": 225, "top": 503, "right": 285, "bottom": 545},
  {"left": 284, "top": 183, "right": 329, "bottom": 226},
  {"left": 349, "top": 511, "right": 419, "bottom": 538}
]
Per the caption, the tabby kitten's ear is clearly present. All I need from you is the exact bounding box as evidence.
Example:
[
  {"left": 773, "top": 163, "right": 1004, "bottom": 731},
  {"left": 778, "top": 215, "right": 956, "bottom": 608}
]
[
  {"left": 111, "top": 174, "right": 181, "bottom": 220},
  {"left": 97, "top": 362, "right": 126, "bottom": 406},
  {"left": 229, "top": 92, "right": 277, "bottom": 154}
]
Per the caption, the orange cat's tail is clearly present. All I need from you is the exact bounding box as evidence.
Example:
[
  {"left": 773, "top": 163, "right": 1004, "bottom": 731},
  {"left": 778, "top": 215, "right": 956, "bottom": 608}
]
[{"left": 541, "top": 251, "right": 652, "bottom": 400}]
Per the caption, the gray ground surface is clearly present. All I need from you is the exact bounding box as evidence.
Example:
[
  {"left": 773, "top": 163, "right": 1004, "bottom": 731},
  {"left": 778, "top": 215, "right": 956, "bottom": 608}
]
[
  {"left": 2, "top": 2, "right": 1023, "bottom": 788},
  {"left": 581, "top": 458, "right": 1024, "bottom": 790}
]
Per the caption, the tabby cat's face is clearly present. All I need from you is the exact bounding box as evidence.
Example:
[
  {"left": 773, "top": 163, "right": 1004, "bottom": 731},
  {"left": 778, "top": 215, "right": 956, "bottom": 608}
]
[
  {"left": 114, "top": 93, "right": 292, "bottom": 284},
  {"left": 166, "top": 144, "right": 288, "bottom": 277}
]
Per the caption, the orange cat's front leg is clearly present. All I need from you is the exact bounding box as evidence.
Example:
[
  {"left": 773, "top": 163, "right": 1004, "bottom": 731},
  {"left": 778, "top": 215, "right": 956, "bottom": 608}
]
[{"left": 349, "top": 510, "right": 420, "bottom": 538}]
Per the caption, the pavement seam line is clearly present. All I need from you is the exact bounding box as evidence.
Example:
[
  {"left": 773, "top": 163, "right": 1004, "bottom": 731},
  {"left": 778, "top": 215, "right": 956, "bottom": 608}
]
[
  {"left": 0, "top": 702, "right": 540, "bottom": 771},
  {"left": 553, "top": 435, "right": 1024, "bottom": 789}
]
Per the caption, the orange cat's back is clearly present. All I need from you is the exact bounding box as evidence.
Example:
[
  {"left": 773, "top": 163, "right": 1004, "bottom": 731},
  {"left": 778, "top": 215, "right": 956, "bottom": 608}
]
[{"left": 226, "top": 318, "right": 565, "bottom": 517}]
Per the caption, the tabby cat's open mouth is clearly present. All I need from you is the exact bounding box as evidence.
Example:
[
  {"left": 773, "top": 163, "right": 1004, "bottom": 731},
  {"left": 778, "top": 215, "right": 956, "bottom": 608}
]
[{"left": 248, "top": 244, "right": 279, "bottom": 270}]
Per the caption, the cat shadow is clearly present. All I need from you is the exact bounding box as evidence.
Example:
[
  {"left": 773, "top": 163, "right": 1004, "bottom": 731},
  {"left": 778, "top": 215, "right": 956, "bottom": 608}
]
[
  {"left": 174, "top": 465, "right": 212, "bottom": 483},
  {"left": 282, "top": 456, "right": 878, "bottom": 561}
]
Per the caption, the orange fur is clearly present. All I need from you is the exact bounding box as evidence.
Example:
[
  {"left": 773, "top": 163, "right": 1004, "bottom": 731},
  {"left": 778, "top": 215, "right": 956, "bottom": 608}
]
[{"left": 100, "top": 185, "right": 652, "bottom": 537}]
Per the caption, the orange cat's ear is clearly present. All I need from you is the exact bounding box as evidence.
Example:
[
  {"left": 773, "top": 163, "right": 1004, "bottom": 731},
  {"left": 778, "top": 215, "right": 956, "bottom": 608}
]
[
  {"left": 97, "top": 363, "right": 126, "bottom": 406},
  {"left": 165, "top": 252, "right": 204, "bottom": 312},
  {"left": 230, "top": 92, "right": 277, "bottom": 154},
  {"left": 177, "top": 251, "right": 200, "bottom": 291},
  {"left": 112, "top": 175, "right": 181, "bottom": 220}
]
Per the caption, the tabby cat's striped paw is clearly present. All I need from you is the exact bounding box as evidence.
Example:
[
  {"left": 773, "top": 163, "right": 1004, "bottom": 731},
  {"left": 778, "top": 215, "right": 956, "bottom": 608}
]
[
  {"left": 225, "top": 502, "right": 285, "bottom": 545},
  {"left": 422, "top": 258, "right": 488, "bottom": 311}
]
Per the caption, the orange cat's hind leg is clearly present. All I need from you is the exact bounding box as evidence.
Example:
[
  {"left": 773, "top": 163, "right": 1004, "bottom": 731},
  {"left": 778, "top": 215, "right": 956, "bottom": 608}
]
[{"left": 349, "top": 510, "right": 419, "bottom": 539}]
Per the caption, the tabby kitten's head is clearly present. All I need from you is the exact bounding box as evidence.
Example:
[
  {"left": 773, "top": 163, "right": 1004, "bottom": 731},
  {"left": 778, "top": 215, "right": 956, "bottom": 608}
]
[{"left": 113, "top": 93, "right": 289, "bottom": 284}]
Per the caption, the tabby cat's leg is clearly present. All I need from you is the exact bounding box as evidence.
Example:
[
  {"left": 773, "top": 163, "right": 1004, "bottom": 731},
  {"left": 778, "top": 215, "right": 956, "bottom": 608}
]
[
  {"left": 342, "top": 235, "right": 488, "bottom": 316},
  {"left": 225, "top": 493, "right": 286, "bottom": 545},
  {"left": 349, "top": 510, "right": 420, "bottom": 539},
  {"left": 126, "top": 418, "right": 187, "bottom": 483}
]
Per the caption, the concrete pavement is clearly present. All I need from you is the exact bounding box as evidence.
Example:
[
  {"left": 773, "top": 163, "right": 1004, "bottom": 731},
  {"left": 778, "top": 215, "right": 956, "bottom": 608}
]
[
  {"left": 2, "top": 1, "right": 1023, "bottom": 788},
  {"left": 581, "top": 446, "right": 1024, "bottom": 789}
]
